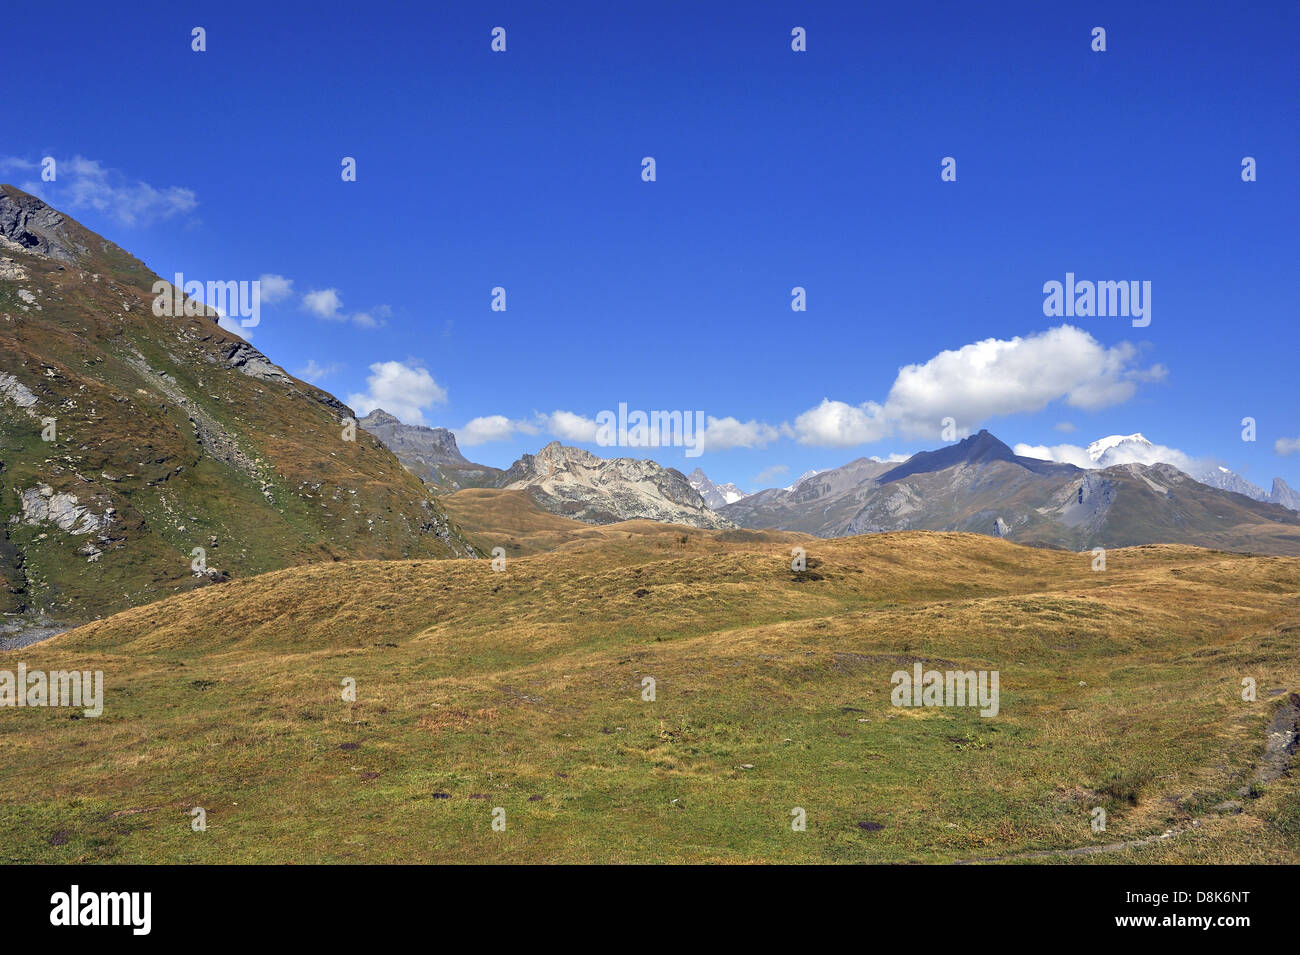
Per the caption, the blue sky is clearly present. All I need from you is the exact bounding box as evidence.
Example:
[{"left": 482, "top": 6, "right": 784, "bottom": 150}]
[{"left": 4, "top": 0, "right": 1297, "bottom": 492}]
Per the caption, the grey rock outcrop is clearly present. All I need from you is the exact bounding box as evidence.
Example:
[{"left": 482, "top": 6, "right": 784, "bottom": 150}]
[
  {"left": 358, "top": 409, "right": 502, "bottom": 489},
  {"left": 0, "top": 187, "right": 85, "bottom": 263},
  {"left": 20, "top": 485, "right": 106, "bottom": 535},
  {"left": 222, "top": 342, "right": 292, "bottom": 384},
  {"left": 1270, "top": 478, "right": 1300, "bottom": 513},
  {"left": 503, "top": 442, "right": 733, "bottom": 529}
]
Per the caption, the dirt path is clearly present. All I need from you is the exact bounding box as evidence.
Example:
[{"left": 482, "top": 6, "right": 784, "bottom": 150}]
[{"left": 957, "top": 693, "right": 1300, "bottom": 864}]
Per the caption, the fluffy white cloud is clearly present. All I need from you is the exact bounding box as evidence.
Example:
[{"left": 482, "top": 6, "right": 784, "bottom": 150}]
[
  {"left": 302, "top": 289, "right": 387, "bottom": 329},
  {"left": 16, "top": 156, "right": 197, "bottom": 227},
  {"left": 258, "top": 274, "right": 294, "bottom": 304},
  {"left": 1013, "top": 437, "right": 1197, "bottom": 473},
  {"left": 346, "top": 361, "right": 447, "bottom": 424},
  {"left": 545, "top": 410, "right": 599, "bottom": 442},
  {"left": 700, "top": 415, "right": 784, "bottom": 451},
  {"left": 793, "top": 325, "right": 1162, "bottom": 447},
  {"left": 1275, "top": 436, "right": 1300, "bottom": 456},
  {"left": 793, "top": 399, "right": 888, "bottom": 447},
  {"left": 302, "top": 288, "right": 343, "bottom": 319},
  {"left": 455, "top": 410, "right": 597, "bottom": 446},
  {"left": 457, "top": 415, "right": 520, "bottom": 446}
]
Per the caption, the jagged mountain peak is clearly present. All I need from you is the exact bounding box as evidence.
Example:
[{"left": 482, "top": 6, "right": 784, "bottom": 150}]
[
  {"left": 1271, "top": 477, "right": 1300, "bottom": 513},
  {"left": 878, "top": 429, "right": 1063, "bottom": 484},
  {"left": 359, "top": 408, "right": 402, "bottom": 428},
  {"left": 687, "top": 467, "right": 746, "bottom": 510},
  {"left": 1086, "top": 432, "right": 1152, "bottom": 459},
  {"left": 501, "top": 444, "right": 729, "bottom": 529}
]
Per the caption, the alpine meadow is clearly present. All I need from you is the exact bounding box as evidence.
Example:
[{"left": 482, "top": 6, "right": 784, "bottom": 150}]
[{"left": 1, "top": 1, "right": 1297, "bottom": 929}]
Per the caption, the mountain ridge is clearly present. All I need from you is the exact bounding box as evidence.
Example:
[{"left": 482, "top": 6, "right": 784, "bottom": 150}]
[{"left": 0, "top": 184, "right": 476, "bottom": 622}]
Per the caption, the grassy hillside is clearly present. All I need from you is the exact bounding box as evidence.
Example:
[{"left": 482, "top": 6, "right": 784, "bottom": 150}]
[
  {"left": 2, "top": 530, "right": 1297, "bottom": 863},
  {"left": 0, "top": 185, "right": 475, "bottom": 623}
]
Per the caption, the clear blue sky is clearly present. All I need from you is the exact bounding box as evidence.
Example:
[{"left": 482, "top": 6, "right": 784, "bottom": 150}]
[{"left": 5, "top": 0, "right": 1297, "bottom": 492}]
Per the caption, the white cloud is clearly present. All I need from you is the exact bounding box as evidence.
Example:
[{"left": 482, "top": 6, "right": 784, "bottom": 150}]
[
  {"left": 302, "top": 289, "right": 387, "bottom": 329},
  {"left": 700, "top": 415, "right": 783, "bottom": 451},
  {"left": 458, "top": 411, "right": 592, "bottom": 446},
  {"left": 793, "top": 325, "right": 1162, "bottom": 447},
  {"left": 1276, "top": 436, "right": 1300, "bottom": 456},
  {"left": 1054, "top": 421, "right": 1077, "bottom": 433},
  {"left": 793, "top": 399, "right": 888, "bottom": 447},
  {"left": 545, "top": 410, "right": 599, "bottom": 442},
  {"left": 16, "top": 156, "right": 197, "bottom": 227},
  {"left": 457, "top": 415, "right": 522, "bottom": 446},
  {"left": 302, "top": 288, "right": 343, "bottom": 320},
  {"left": 295, "top": 359, "right": 341, "bottom": 384},
  {"left": 346, "top": 361, "right": 447, "bottom": 425},
  {"left": 1014, "top": 438, "right": 1197, "bottom": 473},
  {"left": 754, "top": 464, "right": 789, "bottom": 485},
  {"left": 352, "top": 304, "right": 391, "bottom": 329},
  {"left": 258, "top": 274, "right": 294, "bottom": 304}
]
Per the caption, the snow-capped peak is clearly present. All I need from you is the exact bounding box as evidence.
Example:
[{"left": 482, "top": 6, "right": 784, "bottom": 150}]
[
  {"left": 1085, "top": 433, "right": 1151, "bottom": 462},
  {"left": 687, "top": 467, "right": 747, "bottom": 510}
]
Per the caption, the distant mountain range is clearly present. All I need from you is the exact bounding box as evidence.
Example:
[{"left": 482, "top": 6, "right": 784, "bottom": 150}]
[
  {"left": 1050, "top": 432, "right": 1299, "bottom": 509},
  {"left": 360, "top": 411, "right": 1300, "bottom": 554},
  {"left": 720, "top": 430, "right": 1300, "bottom": 554},
  {"left": 360, "top": 415, "right": 731, "bottom": 529}
]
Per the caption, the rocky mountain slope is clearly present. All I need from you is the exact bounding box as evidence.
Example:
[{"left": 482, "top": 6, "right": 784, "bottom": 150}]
[
  {"left": 1271, "top": 478, "right": 1300, "bottom": 512},
  {"left": 500, "top": 442, "right": 732, "bottom": 528},
  {"left": 1029, "top": 432, "right": 1297, "bottom": 513},
  {"left": 686, "top": 467, "right": 746, "bottom": 510},
  {"left": 722, "top": 430, "right": 1300, "bottom": 554},
  {"left": 0, "top": 184, "right": 475, "bottom": 622},
  {"left": 358, "top": 409, "right": 503, "bottom": 490}
]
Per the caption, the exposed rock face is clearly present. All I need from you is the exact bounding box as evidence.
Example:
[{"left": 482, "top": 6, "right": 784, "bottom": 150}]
[
  {"left": 1195, "top": 465, "right": 1269, "bottom": 501},
  {"left": 222, "top": 341, "right": 292, "bottom": 384},
  {"left": 358, "top": 409, "right": 503, "bottom": 489},
  {"left": 0, "top": 372, "right": 38, "bottom": 411},
  {"left": 361, "top": 409, "right": 468, "bottom": 463},
  {"left": 0, "top": 188, "right": 86, "bottom": 263},
  {"left": 1270, "top": 478, "right": 1300, "bottom": 513},
  {"left": 20, "top": 485, "right": 106, "bottom": 535},
  {"left": 502, "top": 442, "right": 733, "bottom": 529},
  {"left": 687, "top": 467, "right": 746, "bottom": 510}
]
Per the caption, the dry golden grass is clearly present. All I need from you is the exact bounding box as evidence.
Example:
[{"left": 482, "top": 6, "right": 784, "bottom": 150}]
[{"left": 2, "top": 530, "right": 1297, "bottom": 864}]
